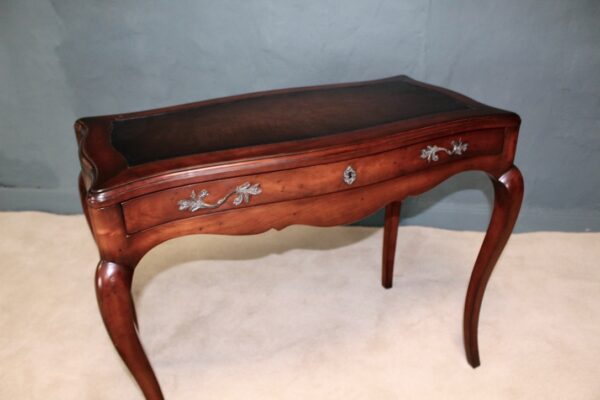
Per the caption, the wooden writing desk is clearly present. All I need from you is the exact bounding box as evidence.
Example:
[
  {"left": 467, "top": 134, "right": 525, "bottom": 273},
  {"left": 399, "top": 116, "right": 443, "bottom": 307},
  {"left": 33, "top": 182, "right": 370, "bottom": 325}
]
[{"left": 75, "top": 75, "right": 523, "bottom": 399}]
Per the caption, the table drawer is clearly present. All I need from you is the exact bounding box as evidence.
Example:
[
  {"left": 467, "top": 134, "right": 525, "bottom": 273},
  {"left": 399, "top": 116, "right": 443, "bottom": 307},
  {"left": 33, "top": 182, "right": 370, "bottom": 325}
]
[{"left": 122, "top": 128, "right": 505, "bottom": 233}]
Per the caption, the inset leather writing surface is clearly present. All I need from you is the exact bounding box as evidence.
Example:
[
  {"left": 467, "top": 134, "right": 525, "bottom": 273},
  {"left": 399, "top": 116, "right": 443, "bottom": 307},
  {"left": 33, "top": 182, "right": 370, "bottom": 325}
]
[{"left": 111, "top": 78, "right": 468, "bottom": 166}]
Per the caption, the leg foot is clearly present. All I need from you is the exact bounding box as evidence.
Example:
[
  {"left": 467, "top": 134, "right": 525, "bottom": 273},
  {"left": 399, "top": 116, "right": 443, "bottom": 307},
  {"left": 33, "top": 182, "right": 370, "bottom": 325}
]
[
  {"left": 96, "top": 261, "right": 164, "bottom": 399},
  {"left": 463, "top": 166, "right": 524, "bottom": 368},
  {"left": 382, "top": 201, "right": 402, "bottom": 289}
]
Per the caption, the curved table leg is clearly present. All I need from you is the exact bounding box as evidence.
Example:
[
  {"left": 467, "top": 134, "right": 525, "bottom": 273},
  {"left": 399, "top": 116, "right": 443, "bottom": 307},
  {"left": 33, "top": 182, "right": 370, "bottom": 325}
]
[
  {"left": 464, "top": 166, "right": 524, "bottom": 368},
  {"left": 96, "top": 261, "right": 164, "bottom": 400},
  {"left": 382, "top": 201, "right": 402, "bottom": 289}
]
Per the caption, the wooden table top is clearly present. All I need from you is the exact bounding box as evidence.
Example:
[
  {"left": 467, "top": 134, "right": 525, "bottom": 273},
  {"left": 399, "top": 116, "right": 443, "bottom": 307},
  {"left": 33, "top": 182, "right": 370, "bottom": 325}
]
[{"left": 75, "top": 75, "right": 518, "bottom": 205}]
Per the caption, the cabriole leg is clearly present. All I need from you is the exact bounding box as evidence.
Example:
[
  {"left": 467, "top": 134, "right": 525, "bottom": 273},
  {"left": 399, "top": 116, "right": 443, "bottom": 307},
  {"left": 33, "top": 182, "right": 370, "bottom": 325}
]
[
  {"left": 382, "top": 201, "right": 402, "bottom": 289},
  {"left": 464, "top": 166, "right": 524, "bottom": 367},
  {"left": 96, "top": 261, "right": 164, "bottom": 400}
]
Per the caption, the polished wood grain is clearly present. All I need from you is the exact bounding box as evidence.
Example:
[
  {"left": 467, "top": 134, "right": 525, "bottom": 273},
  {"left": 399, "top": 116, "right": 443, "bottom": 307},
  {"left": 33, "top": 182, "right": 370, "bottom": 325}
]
[
  {"left": 76, "top": 76, "right": 517, "bottom": 206},
  {"left": 464, "top": 166, "right": 524, "bottom": 367},
  {"left": 76, "top": 75, "right": 523, "bottom": 399},
  {"left": 96, "top": 261, "right": 163, "bottom": 400},
  {"left": 121, "top": 129, "right": 504, "bottom": 233},
  {"left": 382, "top": 201, "right": 402, "bottom": 289}
]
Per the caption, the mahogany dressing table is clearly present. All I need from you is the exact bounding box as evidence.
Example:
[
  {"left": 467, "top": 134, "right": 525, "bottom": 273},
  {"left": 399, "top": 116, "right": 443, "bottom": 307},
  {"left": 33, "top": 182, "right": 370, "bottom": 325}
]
[{"left": 75, "top": 75, "right": 524, "bottom": 400}]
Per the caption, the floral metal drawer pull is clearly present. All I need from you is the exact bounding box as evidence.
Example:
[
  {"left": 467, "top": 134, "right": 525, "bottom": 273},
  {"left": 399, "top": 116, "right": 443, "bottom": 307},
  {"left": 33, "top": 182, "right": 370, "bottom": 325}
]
[
  {"left": 420, "top": 139, "right": 468, "bottom": 163},
  {"left": 178, "top": 182, "right": 262, "bottom": 212}
]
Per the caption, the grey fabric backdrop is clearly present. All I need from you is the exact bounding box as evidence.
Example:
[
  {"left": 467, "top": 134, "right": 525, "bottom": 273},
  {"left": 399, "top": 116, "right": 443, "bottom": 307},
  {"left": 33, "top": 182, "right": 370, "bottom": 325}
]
[{"left": 1, "top": 0, "right": 599, "bottom": 231}]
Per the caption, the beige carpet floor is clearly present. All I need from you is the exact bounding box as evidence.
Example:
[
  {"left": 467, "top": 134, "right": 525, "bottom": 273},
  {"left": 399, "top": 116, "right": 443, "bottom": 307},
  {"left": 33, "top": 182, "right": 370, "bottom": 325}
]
[{"left": 0, "top": 212, "right": 599, "bottom": 399}]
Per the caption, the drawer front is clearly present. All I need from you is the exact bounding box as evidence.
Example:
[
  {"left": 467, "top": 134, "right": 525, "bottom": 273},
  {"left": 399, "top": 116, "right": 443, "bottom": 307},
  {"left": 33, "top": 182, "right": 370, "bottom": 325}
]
[{"left": 122, "top": 129, "right": 505, "bottom": 233}]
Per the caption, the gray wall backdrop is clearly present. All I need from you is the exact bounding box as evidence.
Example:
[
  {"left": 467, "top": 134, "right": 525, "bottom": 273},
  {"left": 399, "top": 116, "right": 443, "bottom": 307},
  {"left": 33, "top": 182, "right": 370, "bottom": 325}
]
[{"left": 1, "top": 0, "right": 599, "bottom": 231}]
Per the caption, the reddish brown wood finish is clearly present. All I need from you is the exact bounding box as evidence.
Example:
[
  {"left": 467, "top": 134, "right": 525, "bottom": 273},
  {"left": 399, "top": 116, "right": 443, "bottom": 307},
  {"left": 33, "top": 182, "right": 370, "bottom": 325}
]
[
  {"left": 121, "top": 129, "right": 503, "bottom": 233},
  {"left": 382, "top": 201, "right": 402, "bottom": 289},
  {"left": 76, "top": 75, "right": 523, "bottom": 399},
  {"left": 464, "top": 166, "right": 524, "bottom": 367},
  {"left": 96, "top": 261, "right": 163, "bottom": 400}
]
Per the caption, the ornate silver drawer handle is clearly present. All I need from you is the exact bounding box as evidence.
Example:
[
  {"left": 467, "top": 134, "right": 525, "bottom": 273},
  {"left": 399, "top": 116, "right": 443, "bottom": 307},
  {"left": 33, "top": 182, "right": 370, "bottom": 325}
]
[
  {"left": 420, "top": 139, "right": 468, "bottom": 163},
  {"left": 178, "top": 182, "right": 262, "bottom": 212}
]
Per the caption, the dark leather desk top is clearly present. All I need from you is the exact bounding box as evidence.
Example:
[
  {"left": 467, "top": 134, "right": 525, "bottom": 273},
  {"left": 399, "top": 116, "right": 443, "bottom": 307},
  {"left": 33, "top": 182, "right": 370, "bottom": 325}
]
[
  {"left": 111, "top": 76, "right": 470, "bottom": 166},
  {"left": 76, "top": 75, "right": 518, "bottom": 203}
]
